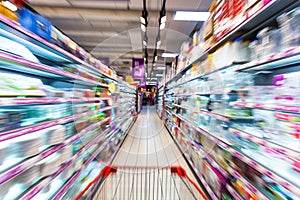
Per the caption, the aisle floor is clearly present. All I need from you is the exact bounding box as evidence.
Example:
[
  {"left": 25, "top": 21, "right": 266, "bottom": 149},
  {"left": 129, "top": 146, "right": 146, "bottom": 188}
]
[
  {"left": 91, "top": 106, "right": 205, "bottom": 200},
  {"left": 113, "top": 106, "right": 192, "bottom": 169}
]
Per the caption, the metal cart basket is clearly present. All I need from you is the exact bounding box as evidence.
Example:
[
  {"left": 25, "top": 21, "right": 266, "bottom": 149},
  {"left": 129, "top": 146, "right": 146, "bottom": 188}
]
[{"left": 75, "top": 165, "right": 209, "bottom": 200}]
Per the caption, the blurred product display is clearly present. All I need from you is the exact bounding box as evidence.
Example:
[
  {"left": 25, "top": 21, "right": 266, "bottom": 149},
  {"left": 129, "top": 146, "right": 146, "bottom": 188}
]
[
  {"left": 0, "top": 2, "right": 137, "bottom": 199},
  {"left": 159, "top": 1, "right": 300, "bottom": 199},
  {"left": 1, "top": 0, "right": 300, "bottom": 199}
]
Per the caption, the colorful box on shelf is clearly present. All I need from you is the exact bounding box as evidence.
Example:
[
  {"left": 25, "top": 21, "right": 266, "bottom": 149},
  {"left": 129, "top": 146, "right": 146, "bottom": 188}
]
[
  {"left": 176, "top": 112, "right": 300, "bottom": 196},
  {"left": 237, "top": 46, "right": 300, "bottom": 71},
  {"left": 226, "top": 166, "right": 269, "bottom": 200},
  {"left": 0, "top": 13, "right": 119, "bottom": 82},
  {"left": 174, "top": 123, "right": 229, "bottom": 179},
  {"left": 190, "top": 163, "right": 218, "bottom": 200},
  {"left": 228, "top": 128, "right": 300, "bottom": 160},
  {"left": 18, "top": 8, "right": 52, "bottom": 41},
  {"left": 0, "top": 106, "right": 112, "bottom": 142},
  {"left": 226, "top": 184, "right": 244, "bottom": 200},
  {"left": 227, "top": 147, "right": 300, "bottom": 197},
  {"left": 19, "top": 126, "right": 113, "bottom": 200}
]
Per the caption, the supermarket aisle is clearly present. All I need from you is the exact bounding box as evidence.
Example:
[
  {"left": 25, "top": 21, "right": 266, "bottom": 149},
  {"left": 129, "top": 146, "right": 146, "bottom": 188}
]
[
  {"left": 113, "top": 106, "right": 191, "bottom": 169},
  {"left": 91, "top": 106, "right": 205, "bottom": 200}
]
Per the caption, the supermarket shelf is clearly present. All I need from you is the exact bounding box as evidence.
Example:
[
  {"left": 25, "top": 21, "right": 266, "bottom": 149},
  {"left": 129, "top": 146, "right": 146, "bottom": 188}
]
[
  {"left": 174, "top": 124, "right": 228, "bottom": 178},
  {"left": 208, "top": 1, "right": 300, "bottom": 51},
  {"left": 172, "top": 89, "right": 243, "bottom": 97},
  {"left": 0, "top": 97, "right": 110, "bottom": 107},
  {"left": 165, "top": 105, "right": 172, "bottom": 109},
  {"left": 0, "top": 106, "right": 113, "bottom": 142},
  {"left": 165, "top": 109, "right": 172, "bottom": 116},
  {"left": 158, "top": 84, "right": 164, "bottom": 90},
  {"left": 164, "top": 122, "right": 218, "bottom": 200},
  {"left": 165, "top": 0, "right": 300, "bottom": 86},
  {"left": 171, "top": 110, "right": 300, "bottom": 196},
  {"left": 226, "top": 166, "right": 269, "bottom": 200},
  {"left": 230, "top": 101, "right": 300, "bottom": 113},
  {"left": 51, "top": 171, "right": 81, "bottom": 200},
  {"left": 226, "top": 184, "right": 244, "bottom": 200},
  {"left": 229, "top": 127, "right": 300, "bottom": 160},
  {"left": 0, "top": 51, "right": 108, "bottom": 87},
  {"left": 173, "top": 104, "right": 231, "bottom": 122},
  {"left": 0, "top": 117, "right": 110, "bottom": 186},
  {"left": 85, "top": 116, "right": 137, "bottom": 199},
  {"left": 167, "top": 62, "right": 242, "bottom": 90},
  {"left": 0, "top": 15, "right": 120, "bottom": 82},
  {"left": 107, "top": 117, "right": 136, "bottom": 165},
  {"left": 192, "top": 166, "right": 218, "bottom": 200},
  {"left": 19, "top": 161, "right": 78, "bottom": 200},
  {"left": 237, "top": 46, "right": 300, "bottom": 72},
  {"left": 52, "top": 127, "right": 124, "bottom": 200},
  {"left": 165, "top": 53, "right": 208, "bottom": 86},
  {"left": 195, "top": 126, "right": 300, "bottom": 197}
]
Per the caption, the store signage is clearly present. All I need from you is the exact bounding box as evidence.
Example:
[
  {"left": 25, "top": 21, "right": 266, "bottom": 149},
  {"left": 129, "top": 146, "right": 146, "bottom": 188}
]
[
  {"left": 140, "top": 78, "right": 146, "bottom": 88},
  {"left": 132, "top": 58, "right": 145, "bottom": 79}
]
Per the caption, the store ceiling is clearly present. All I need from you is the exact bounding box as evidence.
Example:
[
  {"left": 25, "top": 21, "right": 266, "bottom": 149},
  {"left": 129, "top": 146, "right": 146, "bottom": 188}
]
[{"left": 29, "top": 0, "right": 213, "bottom": 78}]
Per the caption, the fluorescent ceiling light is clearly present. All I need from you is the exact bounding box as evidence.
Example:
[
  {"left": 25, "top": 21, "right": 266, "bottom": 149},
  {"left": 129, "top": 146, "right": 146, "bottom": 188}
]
[
  {"left": 156, "top": 74, "right": 163, "bottom": 77},
  {"left": 161, "top": 16, "right": 167, "bottom": 23},
  {"left": 141, "top": 24, "right": 146, "bottom": 32},
  {"left": 154, "top": 56, "right": 158, "bottom": 61},
  {"left": 162, "top": 52, "right": 178, "bottom": 58},
  {"left": 140, "top": 16, "right": 146, "bottom": 24},
  {"left": 173, "top": 11, "right": 210, "bottom": 21},
  {"left": 157, "top": 40, "right": 161, "bottom": 46},
  {"left": 156, "top": 66, "right": 165, "bottom": 70},
  {"left": 159, "top": 23, "right": 165, "bottom": 30},
  {"left": 3, "top": 1, "right": 17, "bottom": 12},
  {"left": 147, "top": 77, "right": 157, "bottom": 80}
]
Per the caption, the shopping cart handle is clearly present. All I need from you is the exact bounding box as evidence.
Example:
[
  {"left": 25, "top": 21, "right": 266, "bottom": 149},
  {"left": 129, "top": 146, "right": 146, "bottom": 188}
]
[{"left": 75, "top": 166, "right": 209, "bottom": 200}]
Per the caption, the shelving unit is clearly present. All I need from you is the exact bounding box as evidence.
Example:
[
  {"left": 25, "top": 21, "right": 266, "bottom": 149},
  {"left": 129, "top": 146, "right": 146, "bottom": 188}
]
[
  {"left": 0, "top": 7, "right": 136, "bottom": 200},
  {"left": 159, "top": 1, "right": 300, "bottom": 199}
]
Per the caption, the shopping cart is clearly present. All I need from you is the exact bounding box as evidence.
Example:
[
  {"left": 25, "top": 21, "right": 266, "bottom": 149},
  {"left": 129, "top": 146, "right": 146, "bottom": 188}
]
[{"left": 75, "top": 165, "right": 209, "bottom": 200}]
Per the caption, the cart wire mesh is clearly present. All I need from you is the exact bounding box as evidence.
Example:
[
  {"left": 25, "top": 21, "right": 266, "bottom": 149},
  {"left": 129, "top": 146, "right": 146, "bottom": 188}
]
[{"left": 75, "top": 165, "right": 209, "bottom": 200}]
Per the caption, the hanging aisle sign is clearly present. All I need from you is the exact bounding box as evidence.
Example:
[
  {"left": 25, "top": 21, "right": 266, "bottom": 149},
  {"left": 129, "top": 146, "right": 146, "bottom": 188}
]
[
  {"left": 140, "top": 78, "right": 146, "bottom": 88},
  {"left": 132, "top": 58, "right": 145, "bottom": 79}
]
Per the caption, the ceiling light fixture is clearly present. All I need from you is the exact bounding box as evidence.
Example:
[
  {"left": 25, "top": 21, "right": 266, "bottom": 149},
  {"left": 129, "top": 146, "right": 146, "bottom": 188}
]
[
  {"left": 140, "top": 16, "right": 146, "bottom": 24},
  {"left": 159, "top": 23, "right": 165, "bottom": 30},
  {"left": 156, "top": 66, "right": 166, "bottom": 70},
  {"left": 141, "top": 24, "right": 146, "bottom": 32},
  {"left": 3, "top": 0, "right": 17, "bottom": 12},
  {"left": 161, "top": 15, "right": 167, "bottom": 23},
  {"left": 162, "top": 52, "right": 179, "bottom": 58},
  {"left": 157, "top": 40, "right": 161, "bottom": 48},
  {"left": 173, "top": 11, "right": 210, "bottom": 21},
  {"left": 143, "top": 40, "right": 147, "bottom": 46}
]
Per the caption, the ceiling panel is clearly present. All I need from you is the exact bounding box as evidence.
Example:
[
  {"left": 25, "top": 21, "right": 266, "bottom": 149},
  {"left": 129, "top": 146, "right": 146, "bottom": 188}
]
[
  {"left": 30, "top": 0, "right": 214, "bottom": 76},
  {"left": 29, "top": 0, "right": 71, "bottom": 6}
]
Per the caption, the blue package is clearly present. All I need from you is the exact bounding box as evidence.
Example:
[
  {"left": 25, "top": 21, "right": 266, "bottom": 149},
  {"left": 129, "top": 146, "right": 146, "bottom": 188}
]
[{"left": 18, "top": 9, "right": 52, "bottom": 41}]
